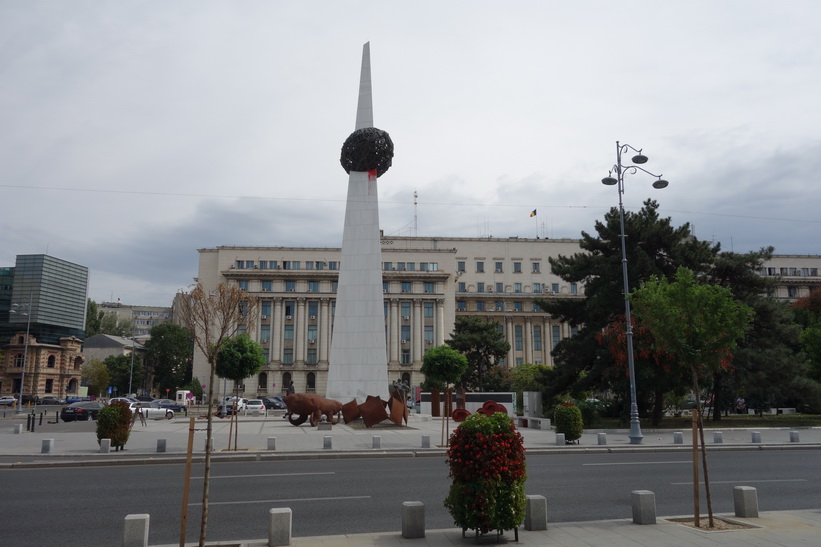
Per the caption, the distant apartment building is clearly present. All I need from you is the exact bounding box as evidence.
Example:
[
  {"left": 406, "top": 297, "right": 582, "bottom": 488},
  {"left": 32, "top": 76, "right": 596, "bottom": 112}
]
[
  {"left": 0, "top": 254, "right": 88, "bottom": 400},
  {"left": 759, "top": 256, "right": 821, "bottom": 300},
  {"left": 99, "top": 302, "right": 173, "bottom": 338}
]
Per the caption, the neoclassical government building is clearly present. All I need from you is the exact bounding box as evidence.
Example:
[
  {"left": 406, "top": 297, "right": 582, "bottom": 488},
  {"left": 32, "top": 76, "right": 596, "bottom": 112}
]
[{"left": 190, "top": 235, "right": 820, "bottom": 399}]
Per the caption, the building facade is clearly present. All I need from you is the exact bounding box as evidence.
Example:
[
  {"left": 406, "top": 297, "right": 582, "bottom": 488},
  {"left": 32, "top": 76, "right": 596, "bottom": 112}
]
[
  {"left": 98, "top": 302, "right": 173, "bottom": 338},
  {"left": 0, "top": 254, "right": 89, "bottom": 400},
  {"left": 191, "top": 236, "right": 586, "bottom": 399}
]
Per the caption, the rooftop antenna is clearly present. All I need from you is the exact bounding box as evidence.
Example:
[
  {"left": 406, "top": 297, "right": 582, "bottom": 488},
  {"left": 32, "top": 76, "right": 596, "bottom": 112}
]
[{"left": 413, "top": 190, "right": 418, "bottom": 237}]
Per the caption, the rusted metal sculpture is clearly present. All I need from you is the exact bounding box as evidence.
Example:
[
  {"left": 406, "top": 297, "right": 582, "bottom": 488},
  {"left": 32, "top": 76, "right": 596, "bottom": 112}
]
[{"left": 284, "top": 393, "right": 343, "bottom": 426}]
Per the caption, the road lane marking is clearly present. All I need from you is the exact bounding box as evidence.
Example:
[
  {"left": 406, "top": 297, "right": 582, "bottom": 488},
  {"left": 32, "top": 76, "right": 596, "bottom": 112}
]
[
  {"left": 671, "top": 479, "right": 808, "bottom": 485},
  {"left": 583, "top": 461, "right": 691, "bottom": 466},
  {"left": 190, "top": 495, "right": 370, "bottom": 506},
  {"left": 195, "top": 472, "right": 335, "bottom": 479}
]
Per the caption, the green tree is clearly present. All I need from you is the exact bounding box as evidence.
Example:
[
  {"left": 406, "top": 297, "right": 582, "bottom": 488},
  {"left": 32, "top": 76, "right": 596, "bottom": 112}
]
[
  {"left": 144, "top": 323, "right": 194, "bottom": 395},
  {"left": 632, "top": 266, "right": 754, "bottom": 528},
  {"left": 104, "top": 354, "right": 142, "bottom": 396},
  {"left": 176, "top": 282, "right": 259, "bottom": 547},
  {"left": 98, "top": 312, "right": 133, "bottom": 337},
  {"left": 537, "top": 199, "right": 717, "bottom": 421},
  {"left": 82, "top": 359, "right": 111, "bottom": 397},
  {"left": 446, "top": 316, "right": 510, "bottom": 390},
  {"left": 216, "top": 333, "right": 266, "bottom": 389},
  {"left": 86, "top": 299, "right": 102, "bottom": 337},
  {"left": 420, "top": 345, "right": 469, "bottom": 389}
]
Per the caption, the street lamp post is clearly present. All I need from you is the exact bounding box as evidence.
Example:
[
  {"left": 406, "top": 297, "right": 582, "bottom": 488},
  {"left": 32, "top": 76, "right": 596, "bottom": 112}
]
[
  {"left": 10, "top": 293, "right": 33, "bottom": 414},
  {"left": 129, "top": 337, "right": 136, "bottom": 396},
  {"left": 602, "top": 141, "right": 669, "bottom": 445}
]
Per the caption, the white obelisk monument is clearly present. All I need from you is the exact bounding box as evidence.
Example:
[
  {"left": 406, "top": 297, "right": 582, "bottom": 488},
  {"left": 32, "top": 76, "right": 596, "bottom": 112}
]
[{"left": 325, "top": 43, "right": 391, "bottom": 402}]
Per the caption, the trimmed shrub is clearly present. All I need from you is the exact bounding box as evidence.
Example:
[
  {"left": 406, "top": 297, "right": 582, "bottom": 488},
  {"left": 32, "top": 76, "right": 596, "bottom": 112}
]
[
  {"left": 444, "top": 412, "right": 527, "bottom": 534},
  {"left": 554, "top": 402, "right": 583, "bottom": 442},
  {"left": 96, "top": 402, "right": 133, "bottom": 450}
]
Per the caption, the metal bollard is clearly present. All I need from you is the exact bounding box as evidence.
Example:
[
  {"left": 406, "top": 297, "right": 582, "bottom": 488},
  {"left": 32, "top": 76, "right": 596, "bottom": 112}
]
[
  {"left": 790, "top": 431, "right": 800, "bottom": 443},
  {"left": 39, "top": 412, "right": 44, "bottom": 426},
  {"left": 751, "top": 431, "right": 761, "bottom": 443}
]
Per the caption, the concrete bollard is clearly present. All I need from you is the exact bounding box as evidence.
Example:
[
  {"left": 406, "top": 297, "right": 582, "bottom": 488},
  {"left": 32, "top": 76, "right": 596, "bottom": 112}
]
[
  {"left": 100, "top": 438, "right": 111, "bottom": 453},
  {"left": 524, "top": 495, "right": 548, "bottom": 531},
  {"left": 733, "top": 486, "right": 759, "bottom": 518},
  {"left": 401, "top": 501, "right": 425, "bottom": 539},
  {"left": 555, "top": 433, "right": 565, "bottom": 446},
  {"left": 713, "top": 431, "right": 723, "bottom": 444},
  {"left": 790, "top": 431, "right": 800, "bottom": 443},
  {"left": 317, "top": 422, "right": 332, "bottom": 431},
  {"left": 597, "top": 432, "right": 607, "bottom": 445},
  {"left": 123, "top": 514, "right": 150, "bottom": 547},
  {"left": 14, "top": 424, "right": 23, "bottom": 434},
  {"left": 673, "top": 431, "right": 683, "bottom": 444},
  {"left": 156, "top": 439, "right": 167, "bottom": 453},
  {"left": 41, "top": 439, "right": 54, "bottom": 454},
  {"left": 631, "top": 490, "right": 656, "bottom": 525},
  {"left": 268, "top": 437, "right": 277, "bottom": 451},
  {"left": 421, "top": 435, "right": 430, "bottom": 448},
  {"left": 751, "top": 431, "right": 761, "bottom": 443},
  {"left": 268, "top": 507, "right": 292, "bottom": 546},
  {"left": 372, "top": 436, "right": 381, "bottom": 449},
  {"left": 323, "top": 436, "right": 332, "bottom": 449}
]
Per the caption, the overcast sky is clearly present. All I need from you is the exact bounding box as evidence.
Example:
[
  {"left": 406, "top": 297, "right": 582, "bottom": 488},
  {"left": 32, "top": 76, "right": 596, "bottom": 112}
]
[{"left": 2, "top": 1, "right": 819, "bottom": 307}]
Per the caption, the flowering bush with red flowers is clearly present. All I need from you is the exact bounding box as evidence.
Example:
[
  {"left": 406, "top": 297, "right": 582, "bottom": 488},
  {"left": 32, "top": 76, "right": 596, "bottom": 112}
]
[{"left": 444, "top": 412, "right": 527, "bottom": 534}]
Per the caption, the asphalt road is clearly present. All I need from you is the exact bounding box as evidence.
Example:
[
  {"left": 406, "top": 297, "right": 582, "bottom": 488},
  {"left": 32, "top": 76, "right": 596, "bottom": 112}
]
[{"left": 2, "top": 450, "right": 819, "bottom": 546}]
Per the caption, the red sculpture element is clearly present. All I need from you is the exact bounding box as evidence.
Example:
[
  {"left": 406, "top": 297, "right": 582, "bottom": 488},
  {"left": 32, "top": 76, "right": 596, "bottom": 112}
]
[
  {"left": 451, "top": 408, "right": 470, "bottom": 422},
  {"left": 387, "top": 396, "right": 407, "bottom": 426},
  {"left": 358, "top": 396, "right": 389, "bottom": 427},
  {"left": 476, "top": 400, "right": 507, "bottom": 416},
  {"left": 284, "top": 393, "right": 343, "bottom": 427},
  {"left": 341, "top": 399, "right": 361, "bottom": 424}
]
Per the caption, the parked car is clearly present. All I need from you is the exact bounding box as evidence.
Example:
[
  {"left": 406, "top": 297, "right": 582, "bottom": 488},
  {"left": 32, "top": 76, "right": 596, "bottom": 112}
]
[
  {"left": 60, "top": 401, "right": 106, "bottom": 422},
  {"left": 261, "top": 396, "right": 286, "bottom": 410},
  {"left": 130, "top": 401, "right": 174, "bottom": 420},
  {"left": 135, "top": 396, "right": 154, "bottom": 402},
  {"left": 0, "top": 395, "right": 17, "bottom": 406},
  {"left": 110, "top": 397, "right": 139, "bottom": 405},
  {"left": 20, "top": 394, "right": 40, "bottom": 405},
  {"left": 65, "top": 396, "right": 92, "bottom": 404},
  {"left": 153, "top": 399, "right": 187, "bottom": 413},
  {"left": 244, "top": 399, "right": 266, "bottom": 414},
  {"left": 39, "top": 396, "right": 65, "bottom": 405}
]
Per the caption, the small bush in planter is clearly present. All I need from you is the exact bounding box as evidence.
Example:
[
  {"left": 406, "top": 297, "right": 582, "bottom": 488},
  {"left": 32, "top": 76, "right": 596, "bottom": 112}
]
[
  {"left": 96, "top": 402, "right": 133, "bottom": 451},
  {"left": 554, "top": 402, "right": 583, "bottom": 443},
  {"left": 444, "top": 412, "right": 526, "bottom": 534}
]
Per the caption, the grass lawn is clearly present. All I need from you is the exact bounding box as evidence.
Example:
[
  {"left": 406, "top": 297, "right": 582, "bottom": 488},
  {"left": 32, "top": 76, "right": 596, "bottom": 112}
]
[{"left": 595, "top": 413, "right": 821, "bottom": 430}]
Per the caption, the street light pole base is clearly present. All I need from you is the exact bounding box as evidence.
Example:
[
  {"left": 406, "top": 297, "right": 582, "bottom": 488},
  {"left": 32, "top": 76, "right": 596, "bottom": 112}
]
[{"left": 628, "top": 421, "right": 644, "bottom": 445}]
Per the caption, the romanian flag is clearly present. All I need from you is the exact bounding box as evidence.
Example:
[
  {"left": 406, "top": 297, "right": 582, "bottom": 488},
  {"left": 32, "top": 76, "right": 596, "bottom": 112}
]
[{"left": 529, "top": 209, "right": 537, "bottom": 217}]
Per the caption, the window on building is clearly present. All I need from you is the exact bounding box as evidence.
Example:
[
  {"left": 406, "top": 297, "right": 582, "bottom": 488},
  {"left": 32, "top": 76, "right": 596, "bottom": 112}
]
[
  {"left": 495, "top": 261, "right": 503, "bottom": 273},
  {"left": 811, "top": 268, "right": 818, "bottom": 276},
  {"left": 424, "top": 302, "right": 434, "bottom": 317},
  {"left": 282, "top": 372, "right": 292, "bottom": 390},
  {"left": 514, "top": 301, "right": 523, "bottom": 312},
  {"left": 533, "top": 282, "right": 541, "bottom": 293},
  {"left": 307, "top": 372, "right": 316, "bottom": 391},
  {"left": 284, "top": 325, "right": 294, "bottom": 340},
  {"left": 424, "top": 282, "right": 435, "bottom": 293},
  {"left": 307, "top": 349, "right": 317, "bottom": 365},
  {"left": 15, "top": 354, "right": 24, "bottom": 367},
  {"left": 551, "top": 283, "right": 559, "bottom": 293},
  {"left": 457, "top": 261, "right": 466, "bottom": 272},
  {"left": 788, "top": 286, "right": 798, "bottom": 298},
  {"left": 533, "top": 302, "right": 541, "bottom": 312},
  {"left": 47, "top": 355, "right": 56, "bottom": 368},
  {"left": 383, "top": 282, "right": 390, "bottom": 293},
  {"left": 514, "top": 283, "right": 522, "bottom": 293},
  {"left": 45, "top": 379, "right": 53, "bottom": 393},
  {"left": 262, "top": 280, "right": 272, "bottom": 291},
  {"left": 332, "top": 281, "right": 338, "bottom": 293},
  {"left": 429, "top": 262, "right": 438, "bottom": 271},
  {"left": 532, "top": 262, "right": 540, "bottom": 273},
  {"left": 424, "top": 325, "right": 434, "bottom": 344},
  {"left": 401, "top": 302, "right": 411, "bottom": 317},
  {"left": 476, "top": 261, "right": 484, "bottom": 273},
  {"left": 261, "top": 301, "right": 271, "bottom": 316},
  {"left": 283, "top": 349, "right": 294, "bottom": 365},
  {"left": 458, "top": 282, "right": 466, "bottom": 292},
  {"left": 285, "top": 301, "right": 295, "bottom": 315},
  {"left": 552, "top": 325, "right": 561, "bottom": 349},
  {"left": 570, "top": 326, "right": 579, "bottom": 337},
  {"left": 329, "top": 261, "right": 338, "bottom": 270},
  {"left": 308, "top": 281, "right": 319, "bottom": 292},
  {"left": 477, "top": 282, "right": 485, "bottom": 293},
  {"left": 396, "top": 262, "right": 406, "bottom": 271},
  {"left": 401, "top": 325, "right": 411, "bottom": 342},
  {"left": 514, "top": 325, "right": 523, "bottom": 351},
  {"left": 292, "top": 261, "right": 301, "bottom": 270},
  {"left": 457, "top": 301, "right": 466, "bottom": 311},
  {"left": 401, "top": 349, "right": 411, "bottom": 364},
  {"left": 238, "top": 280, "right": 249, "bottom": 290},
  {"left": 401, "top": 282, "right": 411, "bottom": 293},
  {"left": 258, "top": 372, "right": 268, "bottom": 391},
  {"left": 496, "top": 282, "right": 504, "bottom": 293},
  {"left": 534, "top": 325, "right": 542, "bottom": 351},
  {"left": 245, "top": 260, "right": 255, "bottom": 269},
  {"left": 514, "top": 262, "right": 522, "bottom": 273},
  {"left": 383, "top": 262, "right": 393, "bottom": 271},
  {"left": 476, "top": 301, "right": 485, "bottom": 311},
  {"left": 495, "top": 301, "right": 504, "bottom": 311},
  {"left": 308, "top": 301, "right": 318, "bottom": 317},
  {"left": 260, "top": 324, "right": 270, "bottom": 342},
  {"left": 305, "top": 261, "right": 314, "bottom": 270},
  {"left": 307, "top": 325, "right": 317, "bottom": 341},
  {"left": 235, "top": 260, "right": 245, "bottom": 269}
]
